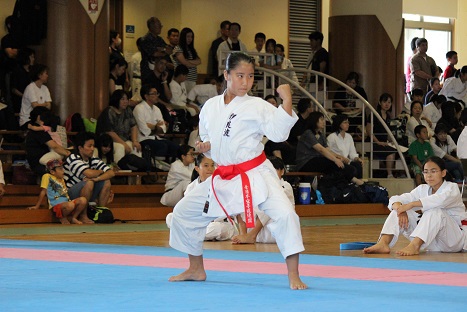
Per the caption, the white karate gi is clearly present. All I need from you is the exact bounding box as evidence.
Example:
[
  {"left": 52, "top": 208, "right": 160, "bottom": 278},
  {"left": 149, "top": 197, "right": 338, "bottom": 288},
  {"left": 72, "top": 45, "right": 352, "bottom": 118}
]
[
  {"left": 243, "top": 179, "right": 295, "bottom": 244},
  {"left": 166, "top": 178, "right": 238, "bottom": 241},
  {"left": 383, "top": 181, "right": 467, "bottom": 252},
  {"left": 160, "top": 159, "right": 195, "bottom": 207},
  {"left": 169, "top": 93, "right": 304, "bottom": 258}
]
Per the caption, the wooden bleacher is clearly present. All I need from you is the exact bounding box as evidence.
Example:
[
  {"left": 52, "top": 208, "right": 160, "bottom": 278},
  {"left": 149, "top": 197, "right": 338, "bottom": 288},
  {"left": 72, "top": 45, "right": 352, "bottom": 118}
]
[
  {"left": 1, "top": 129, "right": 388, "bottom": 224},
  {"left": 0, "top": 182, "right": 388, "bottom": 225}
]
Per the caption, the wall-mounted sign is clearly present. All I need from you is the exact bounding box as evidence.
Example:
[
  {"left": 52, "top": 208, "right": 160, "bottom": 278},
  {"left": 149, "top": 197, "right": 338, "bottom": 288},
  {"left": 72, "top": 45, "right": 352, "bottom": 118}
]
[{"left": 79, "top": 0, "right": 104, "bottom": 24}]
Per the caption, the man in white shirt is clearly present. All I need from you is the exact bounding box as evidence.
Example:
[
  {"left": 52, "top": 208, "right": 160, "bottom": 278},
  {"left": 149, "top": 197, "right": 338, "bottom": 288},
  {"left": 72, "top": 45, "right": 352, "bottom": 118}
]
[
  {"left": 187, "top": 75, "right": 224, "bottom": 107},
  {"left": 133, "top": 84, "right": 180, "bottom": 160},
  {"left": 216, "top": 22, "right": 248, "bottom": 75}
]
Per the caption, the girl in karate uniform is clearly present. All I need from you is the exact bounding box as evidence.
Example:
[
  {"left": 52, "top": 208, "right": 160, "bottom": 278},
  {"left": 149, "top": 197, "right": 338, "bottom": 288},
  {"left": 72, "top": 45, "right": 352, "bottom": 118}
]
[
  {"left": 168, "top": 52, "right": 307, "bottom": 290},
  {"left": 364, "top": 156, "right": 467, "bottom": 256}
]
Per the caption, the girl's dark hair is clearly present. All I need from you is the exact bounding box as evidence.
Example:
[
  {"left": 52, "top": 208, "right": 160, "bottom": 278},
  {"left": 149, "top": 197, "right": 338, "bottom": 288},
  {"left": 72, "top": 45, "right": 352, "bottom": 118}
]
[
  {"left": 376, "top": 93, "right": 393, "bottom": 114},
  {"left": 179, "top": 27, "right": 199, "bottom": 60},
  {"left": 191, "top": 153, "right": 208, "bottom": 181},
  {"left": 265, "top": 38, "right": 277, "bottom": 50},
  {"left": 429, "top": 77, "right": 440, "bottom": 86},
  {"left": 434, "top": 123, "right": 450, "bottom": 148},
  {"left": 345, "top": 71, "right": 360, "bottom": 85},
  {"left": 225, "top": 52, "right": 254, "bottom": 73},
  {"left": 424, "top": 156, "right": 446, "bottom": 173},
  {"left": 454, "top": 65, "right": 467, "bottom": 78},
  {"left": 460, "top": 109, "right": 467, "bottom": 125},
  {"left": 177, "top": 144, "right": 193, "bottom": 161},
  {"left": 95, "top": 133, "right": 114, "bottom": 163},
  {"left": 276, "top": 44, "right": 285, "bottom": 53},
  {"left": 440, "top": 101, "right": 457, "bottom": 123},
  {"left": 109, "top": 30, "right": 119, "bottom": 45},
  {"left": 31, "top": 64, "right": 48, "bottom": 81},
  {"left": 308, "top": 111, "right": 324, "bottom": 134},
  {"left": 332, "top": 114, "right": 348, "bottom": 133},
  {"left": 268, "top": 156, "right": 285, "bottom": 171},
  {"left": 264, "top": 94, "right": 276, "bottom": 102},
  {"left": 410, "top": 101, "right": 423, "bottom": 116},
  {"left": 109, "top": 89, "right": 128, "bottom": 108},
  {"left": 110, "top": 57, "right": 127, "bottom": 71},
  {"left": 432, "top": 94, "right": 446, "bottom": 105}
]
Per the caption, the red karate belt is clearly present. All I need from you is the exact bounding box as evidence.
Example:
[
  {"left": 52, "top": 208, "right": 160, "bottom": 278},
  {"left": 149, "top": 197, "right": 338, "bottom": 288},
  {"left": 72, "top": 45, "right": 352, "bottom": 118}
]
[
  {"left": 462, "top": 220, "right": 467, "bottom": 226},
  {"left": 211, "top": 152, "right": 266, "bottom": 229}
]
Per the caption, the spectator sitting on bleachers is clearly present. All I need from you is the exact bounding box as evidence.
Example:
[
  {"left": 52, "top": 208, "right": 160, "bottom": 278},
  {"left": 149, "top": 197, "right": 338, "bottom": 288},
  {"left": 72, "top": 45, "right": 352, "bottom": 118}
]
[
  {"left": 332, "top": 71, "right": 368, "bottom": 115},
  {"left": 169, "top": 64, "right": 200, "bottom": 116},
  {"left": 406, "top": 101, "right": 434, "bottom": 145},
  {"left": 408, "top": 125, "right": 434, "bottom": 186},
  {"left": 160, "top": 144, "right": 195, "bottom": 207},
  {"left": 27, "top": 107, "right": 64, "bottom": 166},
  {"left": 10, "top": 47, "right": 34, "bottom": 114},
  {"left": 327, "top": 114, "right": 363, "bottom": 179},
  {"left": 439, "top": 66, "right": 467, "bottom": 105},
  {"left": 29, "top": 159, "right": 90, "bottom": 225},
  {"left": 287, "top": 98, "right": 313, "bottom": 146},
  {"left": 109, "top": 57, "right": 128, "bottom": 96},
  {"left": 64, "top": 131, "right": 115, "bottom": 208},
  {"left": 423, "top": 94, "right": 446, "bottom": 130},
  {"left": 25, "top": 107, "right": 71, "bottom": 176},
  {"left": 133, "top": 84, "right": 180, "bottom": 162},
  {"left": 296, "top": 111, "right": 364, "bottom": 186},
  {"left": 262, "top": 95, "right": 295, "bottom": 164},
  {"left": 96, "top": 90, "right": 142, "bottom": 164},
  {"left": 19, "top": 64, "right": 51, "bottom": 130},
  {"left": 424, "top": 77, "right": 441, "bottom": 105},
  {"left": 403, "top": 88, "right": 424, "bottom": 114},
  {"left": 187, "top": 75, "right": 224, "bottom": 107},
  {"left": 430, "top": 123, "right": 463, "bottom": 182},
  {"left": 437, "top": 101, "right": 463, "bottom": 143},
  {"left": 0, "top": 160, "right": 5, "bottom": 197},
  {"left": 365, "top": 93, "right": 397, "bottom": 178},
  {"left": 144, "top": 56, "right": 172, "bottom": 115}
]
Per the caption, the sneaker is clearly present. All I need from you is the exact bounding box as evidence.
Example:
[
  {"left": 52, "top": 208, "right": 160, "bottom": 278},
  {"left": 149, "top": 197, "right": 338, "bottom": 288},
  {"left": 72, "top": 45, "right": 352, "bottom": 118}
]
[{"left": 387, "top": 174, "right": 394, "bottom": 178}]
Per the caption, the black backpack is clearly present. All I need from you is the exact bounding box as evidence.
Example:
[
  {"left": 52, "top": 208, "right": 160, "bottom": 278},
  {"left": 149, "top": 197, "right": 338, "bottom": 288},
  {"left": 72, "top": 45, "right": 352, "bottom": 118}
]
[
  {"left": 361, "top": 184, "right": 389, "bottom": 206},
  {"left": 318, "top": 171, "right": 369, "bottom": 204},
  {"left": 87, "top": 206, "right": 114, "bottom": 223}
]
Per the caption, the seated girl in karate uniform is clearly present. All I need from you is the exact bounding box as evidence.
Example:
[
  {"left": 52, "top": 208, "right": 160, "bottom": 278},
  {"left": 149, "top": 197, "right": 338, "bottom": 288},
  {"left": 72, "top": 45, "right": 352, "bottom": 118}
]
[{"left": 364, "top": 156, "right": 467, "bottom": 256}]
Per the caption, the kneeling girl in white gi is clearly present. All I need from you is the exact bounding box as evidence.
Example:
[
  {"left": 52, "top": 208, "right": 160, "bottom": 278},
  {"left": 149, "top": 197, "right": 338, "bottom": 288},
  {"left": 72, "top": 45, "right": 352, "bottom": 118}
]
[
  {"left": 364, "top": 156, "right": 467, "bottom": 256},
  {"left": 166, "top": 153, "right": 239, "bottom": 241}
]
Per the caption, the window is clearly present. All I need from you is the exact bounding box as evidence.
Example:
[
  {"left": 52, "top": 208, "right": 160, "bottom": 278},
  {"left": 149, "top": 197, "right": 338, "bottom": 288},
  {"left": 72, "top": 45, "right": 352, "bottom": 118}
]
[
  {"left": 288, "top": 0, "right": 321, "bottom": 68},
  {"left": 403, "top": 14, "right": 453, "bottom": 80}
]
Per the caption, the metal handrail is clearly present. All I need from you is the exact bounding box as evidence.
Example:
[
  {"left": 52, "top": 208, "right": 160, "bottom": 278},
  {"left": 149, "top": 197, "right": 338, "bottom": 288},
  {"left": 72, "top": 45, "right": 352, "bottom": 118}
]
[{"left": 255, "top": 66, "right": 411, "bottom": 178}]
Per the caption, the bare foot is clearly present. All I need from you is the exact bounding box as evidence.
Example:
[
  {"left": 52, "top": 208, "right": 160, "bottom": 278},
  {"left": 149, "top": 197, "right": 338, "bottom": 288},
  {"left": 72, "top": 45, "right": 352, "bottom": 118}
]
[
  {"left": 289, "top": 272, "right": 308, "bottom": 290},
  {"left": 169, "top": 268, "right": 207, "bottom": 282},
  {"left": 363, "top": 242, "right": 390, "bottom": 254},
  {"left": 80, "top": 217, "right": 95, "bottom": 224},
  {"left": 71, "top": 218, "right": 83, "bottom": 225},
  {"left": 59, "top": 217, "right": 70, "bottom": 225},
  {"left": 231, "top": 233, "right": 256, "bottom": 244},
  {"left": 396, "top": 243, "right": 420, "bottom": 256}
]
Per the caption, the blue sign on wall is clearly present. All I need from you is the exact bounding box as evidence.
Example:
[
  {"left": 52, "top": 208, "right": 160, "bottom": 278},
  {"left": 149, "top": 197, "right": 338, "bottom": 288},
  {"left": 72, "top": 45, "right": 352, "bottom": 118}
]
[{"left": 126, "top": 25, "right": 135, "bottom": 34}]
